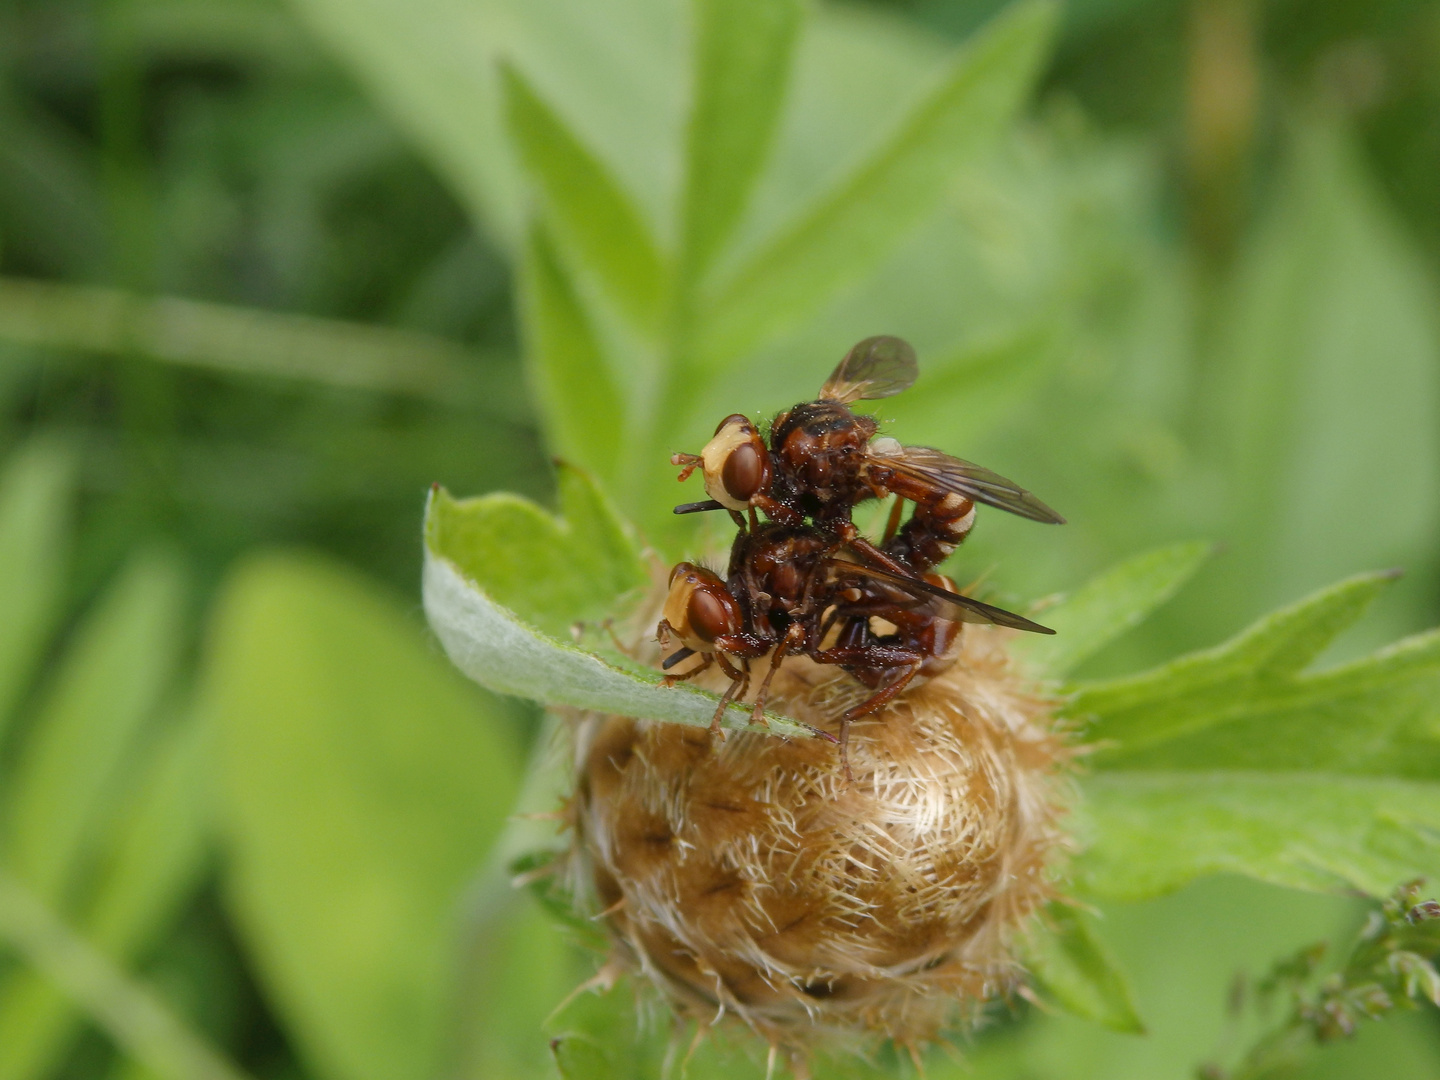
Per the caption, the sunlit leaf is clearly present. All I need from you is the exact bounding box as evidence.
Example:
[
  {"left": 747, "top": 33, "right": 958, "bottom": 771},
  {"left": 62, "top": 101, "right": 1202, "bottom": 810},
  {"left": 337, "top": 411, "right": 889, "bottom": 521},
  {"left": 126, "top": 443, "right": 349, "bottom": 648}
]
[
  {"left": 1070, "top": 571, "right": 1440, "bottom": 902},
  {"left": 0, "top": 551, "right": 186, "bottom": 906},
  {"left": 209, "top": 553, "right": 522, "bottom": 1080},
  {"left": 0, "top": 869, "right": 247, "bottom": 1080},
  {"left": 420, "top": 483, "right": 817, "bottom": 743},
  {"left": 1203, "top": 116, "right": 1440, "bottom": 635},
  {"left": 518, "top": 227, "right": 627, "bottom": 483},
  {"left": 1072, "top": 571, "right": 1402, "bottom": 754},
  {"left": 502, "top": 63, "right": 667, "bottom": 333},
  {"left": 678, "top": 0, "right": 802, "bottom": 284},
  {"left": 698, "top": 0, "right": 1057, "bottom": 363},
  {"left": 1076, "top": 772, "right": 1440, "bottom": 900},
  {"left": 0, "top": 439, "right": 72, "bottom": 741},
  {"left": 1017, "top": 541, "right": 1212, "bottom": 678},
  {"left": 424, "top": 464, "right": 648, "bottom": 640},
  {"left": 1022, "top": 902, "right": 1145, "bottom": 1034},
  {"left": 1092, "top": 627, "right": 1440, "bottom": 776},
  {"left": 0, "top": 717, "right": 210, "bottom": 1080},
  {"left": 0, "top": 277, "right": 506, "bottom": 404}
]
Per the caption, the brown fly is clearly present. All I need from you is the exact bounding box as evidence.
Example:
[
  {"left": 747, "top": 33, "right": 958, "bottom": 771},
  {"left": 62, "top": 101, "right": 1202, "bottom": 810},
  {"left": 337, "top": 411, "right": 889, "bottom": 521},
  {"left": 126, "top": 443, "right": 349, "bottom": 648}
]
[
  {"left": 657, "top": 517, "right": 1053, "bottom": 776},
  {"left": 670, "top": 335, "right": 1063, "bottom": 577}
]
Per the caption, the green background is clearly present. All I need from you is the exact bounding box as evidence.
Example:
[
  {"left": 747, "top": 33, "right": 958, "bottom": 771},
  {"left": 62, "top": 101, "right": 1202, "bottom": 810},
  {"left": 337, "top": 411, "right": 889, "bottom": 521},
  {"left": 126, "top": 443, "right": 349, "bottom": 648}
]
[{"left": 0, "top": 0, "right": 1438, "bottom": 1076}]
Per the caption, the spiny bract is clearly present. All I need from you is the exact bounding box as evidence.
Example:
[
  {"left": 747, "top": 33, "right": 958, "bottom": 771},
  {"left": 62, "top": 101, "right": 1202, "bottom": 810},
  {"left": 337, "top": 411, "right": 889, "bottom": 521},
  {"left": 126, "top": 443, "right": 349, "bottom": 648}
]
[{"left": 565, "top": 616, "right": 1073, "bottom": 1061}]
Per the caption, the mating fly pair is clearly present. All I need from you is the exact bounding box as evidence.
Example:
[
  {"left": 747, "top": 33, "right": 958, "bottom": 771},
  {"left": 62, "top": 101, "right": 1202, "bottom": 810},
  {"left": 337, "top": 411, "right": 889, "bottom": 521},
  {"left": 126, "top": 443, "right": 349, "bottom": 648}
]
[{"left": 657, "top": 336, "right": 1063, "bottom": 770}]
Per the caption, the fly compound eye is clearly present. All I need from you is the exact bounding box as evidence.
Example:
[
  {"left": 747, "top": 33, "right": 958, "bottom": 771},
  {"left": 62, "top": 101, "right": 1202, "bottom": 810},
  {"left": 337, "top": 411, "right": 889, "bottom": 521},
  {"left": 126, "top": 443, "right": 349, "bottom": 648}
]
[
  {"left": 721, "top": 439, "right": 770, "bottom": 503},
  {"left": 686, "top": 585, "right": 739, "bottom": 643},
  {"left": 699, "top": 415, "right": 764, "bottom": 512}
]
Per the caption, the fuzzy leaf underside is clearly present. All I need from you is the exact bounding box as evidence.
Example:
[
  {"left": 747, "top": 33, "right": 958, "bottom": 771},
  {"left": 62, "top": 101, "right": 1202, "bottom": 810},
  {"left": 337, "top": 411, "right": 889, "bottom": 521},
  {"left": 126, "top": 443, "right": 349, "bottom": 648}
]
[
  {"left": 422, "top": 480, "right": 812, "bottom": 738},
  {"left": 422, "top": 554, "right": 810, "bottom": 739}
]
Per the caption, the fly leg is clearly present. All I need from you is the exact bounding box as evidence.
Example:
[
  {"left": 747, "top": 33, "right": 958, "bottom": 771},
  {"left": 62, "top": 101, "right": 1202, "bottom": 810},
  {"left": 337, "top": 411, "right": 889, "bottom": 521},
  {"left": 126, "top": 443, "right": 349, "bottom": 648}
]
[
  {"left": 840, "top": 661, "right": 922, "bottom": 782},
  {"left": 831, "top": 521, "right": 918, "bottom": 578},
  {"left": 706, "top": 653, "right": 751, "bottom": 737},
  {"left": 810, "top": 643, "right": 924, "bottom": 781},
  {"left": 881, "top": 498, "right": 904, "bottom": 544},
  {"left": 660, "top": 649, "right": 713, "bottom": 688},
  {"left": 749, "top": 622, "right": 806, "bottom": 727}
]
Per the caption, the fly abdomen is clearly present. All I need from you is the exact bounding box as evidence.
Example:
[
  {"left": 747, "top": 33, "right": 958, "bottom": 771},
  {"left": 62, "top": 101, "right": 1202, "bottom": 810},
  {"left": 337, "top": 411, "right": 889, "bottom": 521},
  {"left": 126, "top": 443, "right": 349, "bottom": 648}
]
[{"left": 887, "top": 493, "right": 976, "bottom": 573}]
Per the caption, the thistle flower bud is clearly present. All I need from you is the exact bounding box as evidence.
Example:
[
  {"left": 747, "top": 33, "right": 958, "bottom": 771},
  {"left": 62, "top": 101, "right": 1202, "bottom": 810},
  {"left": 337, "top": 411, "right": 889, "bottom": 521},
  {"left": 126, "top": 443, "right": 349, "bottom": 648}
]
[{"left": 567, "top": 621, "right": 1073, "bottom": 1059}]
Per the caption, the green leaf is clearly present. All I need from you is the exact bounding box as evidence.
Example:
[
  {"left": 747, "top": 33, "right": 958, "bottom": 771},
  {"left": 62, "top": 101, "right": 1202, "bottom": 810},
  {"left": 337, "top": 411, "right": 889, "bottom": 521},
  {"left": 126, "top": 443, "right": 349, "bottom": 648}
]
[
  {"left": 518, "top": 227, "right": 627, "bottom": 483},
  {"left": 1072, "top": 570, "right": 1402, "bottom": 757},
  {"left": 546, "top": 979, "right": 755, "bottom": 1080},
  {"left": 876, "top": 326, "right": 1059, "bottom": 450},
  {"left": 1067, "top": 572, "right": 1440, "bottom": 902},
  {"left": 1022, "top": 903, "right": 1145, "bottom": 1034},
  {"left": 0, "top": 868, "right": 249, "bottom": 1080},
  {"left": 1017, "top": 541, "right": 1213, "bottom": 678},
  {"left": 1090, "top": 627, "right": 1440, "bottom": 777},
  {"left": 0, "top": 277, "right": 504, "bottom": 404},
  {"left": 546, "top": 982, "right": 647, "bottom": 1080},
  {"left": 424, "top": 464, "right": 648, "bottom": 640},
  {"left": 1202, "top": 116, "right": 1440, "bottom": 633},
  {"left": 282, "top": 0, "right": 525, "bottom": 249},
  {"left": 420, "top": 486, "right": 817, "bottom": 743},
  {"left": 678, "top": 0, "right": 802, "bottom": 284},
  {"left": 1076, "top": 773, "right": 1440, "bottom": 901},
  {"left": 0, "top": 439, "right": 71, "bottom": 741},
  {"left": 698, "top": 0, "right": 1057, "bottom": 363},
  {"left": 0, "top": 550, "right": 186, "bottom": 906},
  {"left": 501, "top": 63, "right": 667, "bottom": 333},
  {"left": 0, "top": 717, "right": 210, "bottom": 1080},
  {"left": 209, "top": 552, "right": 522, "bottom": 1080},
  {"left": 453, "top": 895, "right": 579, "bottom": 1080}
]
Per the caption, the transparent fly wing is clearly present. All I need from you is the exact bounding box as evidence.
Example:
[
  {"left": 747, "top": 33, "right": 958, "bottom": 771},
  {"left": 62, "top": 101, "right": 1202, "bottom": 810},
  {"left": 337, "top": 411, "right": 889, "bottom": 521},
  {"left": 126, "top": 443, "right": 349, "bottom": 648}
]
[
  {"left": 819, "top": 336, "right": 918, "bottom": 404},
  {"left": 830, "top": 561, "right": 1055, "bottom": 634},
  {"left": 871, "top": 444, "right": 1065, "bottom": 524}
]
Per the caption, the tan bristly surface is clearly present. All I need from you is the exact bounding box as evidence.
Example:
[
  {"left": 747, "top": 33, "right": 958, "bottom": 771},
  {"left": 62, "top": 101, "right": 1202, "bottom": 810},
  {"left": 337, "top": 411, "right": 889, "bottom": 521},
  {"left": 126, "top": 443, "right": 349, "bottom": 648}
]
[{"left": 568, "top": 620, "right": 1073, "bottom": 1057}]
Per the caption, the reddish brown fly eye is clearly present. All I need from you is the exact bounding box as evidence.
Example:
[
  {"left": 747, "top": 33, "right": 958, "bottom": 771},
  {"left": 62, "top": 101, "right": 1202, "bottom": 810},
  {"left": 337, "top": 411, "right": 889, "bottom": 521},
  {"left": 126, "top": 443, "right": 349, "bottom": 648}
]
[
  {"left": 721, "top": 441, "right": 768, "bottom": 502},
  {"left": 687, "top": 587, "right": 737, "bottom": 643},
  {"left": 715, "top": 413, "right": 750, "bottom": 436}
]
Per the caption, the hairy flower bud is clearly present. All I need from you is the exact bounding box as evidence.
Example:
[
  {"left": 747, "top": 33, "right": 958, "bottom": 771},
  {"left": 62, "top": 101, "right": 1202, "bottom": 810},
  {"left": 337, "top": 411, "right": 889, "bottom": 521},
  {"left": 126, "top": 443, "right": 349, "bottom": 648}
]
[{"left": 567, "top": 621, "right": 1073, "bottom": 1058}]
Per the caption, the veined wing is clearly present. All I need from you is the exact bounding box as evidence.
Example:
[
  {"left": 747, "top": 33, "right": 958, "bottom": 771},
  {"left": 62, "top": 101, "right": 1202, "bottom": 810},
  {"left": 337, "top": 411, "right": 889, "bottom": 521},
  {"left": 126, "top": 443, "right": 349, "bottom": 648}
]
[
  {"left": 869, "top": 443, "right": 1065, "bottom": 524},
  {"left": 829, "top": 561, "right": 1055, "bottom": 634},
  {"left": 819, "top": 336, "right": 918, "bottom": 404}
]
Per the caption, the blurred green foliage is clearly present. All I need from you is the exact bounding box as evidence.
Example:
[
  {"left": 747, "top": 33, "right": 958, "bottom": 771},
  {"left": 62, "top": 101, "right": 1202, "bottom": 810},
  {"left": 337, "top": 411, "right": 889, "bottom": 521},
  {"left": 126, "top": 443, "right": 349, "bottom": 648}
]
[{"left": 1, "top": 0, "right": 1439, "bottom": 1077}]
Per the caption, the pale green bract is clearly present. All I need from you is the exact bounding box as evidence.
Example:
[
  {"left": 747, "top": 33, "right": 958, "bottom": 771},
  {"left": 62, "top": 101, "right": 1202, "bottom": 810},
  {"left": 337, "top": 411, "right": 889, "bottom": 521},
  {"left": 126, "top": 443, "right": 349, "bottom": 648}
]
[{"left": 421, "top": 474, "right": 816, "bottom": 739}]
